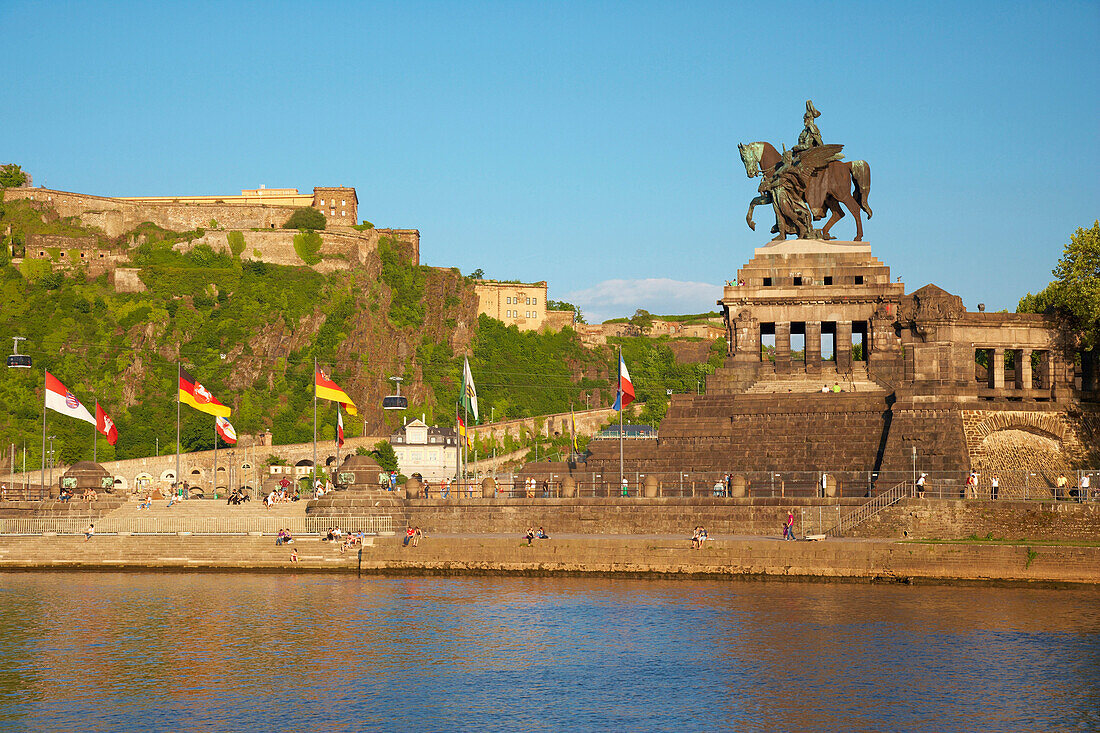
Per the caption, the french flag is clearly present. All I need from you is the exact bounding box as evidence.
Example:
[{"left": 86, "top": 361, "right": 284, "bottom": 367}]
[{"left": 613, "top": 351, "right": 634, "bottom": 411}]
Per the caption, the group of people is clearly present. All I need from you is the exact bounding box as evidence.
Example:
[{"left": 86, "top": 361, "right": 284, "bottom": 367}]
[
  {"left": 225, "top": 488, "right": 251, "bottom": 505},
  {"left": 690, "top": 526, "right": 708, "bottom": 549},
  {"left": 402, "top": 525, "right": 424, "bottom": 547},
  {"left": 522, "top": 478, "right": 550, "bottom": 498},
  {"left": 820, "top": 383, "right": 844, "bottom": 393},
  {"left": 264, "top": 487, "right": 299, "bottom": 507},
  {"left": 524, "top": 527, "right": 550, "bottom": 545},
  {"left": 377, "top": 471, "right": 399, "bottom": 491},
  {"left": 275, "top": 528, "right": 294, "bottom": 546}
]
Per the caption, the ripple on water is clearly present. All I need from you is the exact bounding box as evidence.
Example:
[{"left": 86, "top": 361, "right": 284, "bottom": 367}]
[{"left": 0, "top": 574, "right": 1097, "bottom": 732}]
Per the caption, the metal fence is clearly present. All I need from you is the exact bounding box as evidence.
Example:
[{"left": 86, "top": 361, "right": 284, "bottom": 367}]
[
  {"left": 0, "top": 515, "right": 395, "bottom": 536},
  {"left": 444, "top": 469, "right": 1100, "bottom": 501}
]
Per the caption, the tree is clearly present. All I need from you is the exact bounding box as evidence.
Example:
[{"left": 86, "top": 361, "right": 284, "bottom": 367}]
[
  {"left": 282, "top": 207, "right": 327, "bottom": 230},
  {"left": 629, "top": 308, "right": 653, "bottom": 335},
  {"left": 547, "top": 299, "right": 586, "bottom": 324},
  {"left": 0, "top": 164, "right": 27, "bottom": 188},
  {"left": 370, "top": 440, "right": 399, "bottom": 472},
  {"left": 469, "top": 268, "right": 484, "bottom": 279},
  {"left": 1018, "top": 221, "right": 1100, "bottom": 349}
]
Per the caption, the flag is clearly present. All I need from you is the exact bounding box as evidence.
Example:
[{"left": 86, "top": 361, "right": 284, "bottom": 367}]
[
  {"left": 95, "top": 402, "right": 118, "bottom": 445},
  {"left": 215, "top": 415, "right": 237, "bottom": 444},
  {"left": 612, "top": 351, "right": 635, "bottom": 411},
  {"left": 571, "top": 406, "right": 578, "bottom": 452},
  {"left": 315, "top": 369, "right": 357, "bottom": 416},
  {"left": 336, "top": 405, "right": 345, "bottom": 448},
  {"left": 461, "top": 356, "right": 479, "bottom": 422},
  {"left": 44, "top": 371, "right": 95, "bottom": 425},
  {"left": 457, "top": 410, "right": 472, "bottom": 449},
  {"left": 179, "top": 367, "right": 231, "bottom": 418}
]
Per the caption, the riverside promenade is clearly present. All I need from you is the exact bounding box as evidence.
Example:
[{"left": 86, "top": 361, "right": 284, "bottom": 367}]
[{"left": 2, "top": 533, "right": 1098, "bottom": 586}]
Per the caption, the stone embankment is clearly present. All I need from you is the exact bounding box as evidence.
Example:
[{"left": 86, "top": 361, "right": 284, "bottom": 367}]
[{"left": 1, "top": 535, "right": 1097, "bottom": 586}]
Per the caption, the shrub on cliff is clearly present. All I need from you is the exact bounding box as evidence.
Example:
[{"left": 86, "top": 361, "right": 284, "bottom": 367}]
[
  {"left": 283, "top": 207, "right": 326, "bottom": 231},
  {"left": 0, "top": 164, "right": 28, "bottom": 189},
  {"left": 293, "top": 231, "right": 323, "bottom": 265},
  {"left": 227, "top": 231, "right": 246, "bottom": 257}
]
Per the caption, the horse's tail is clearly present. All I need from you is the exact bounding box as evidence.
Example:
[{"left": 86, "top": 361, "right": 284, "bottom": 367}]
[{"left": 851, "top": 160, "right": 872, "bottom": 219}]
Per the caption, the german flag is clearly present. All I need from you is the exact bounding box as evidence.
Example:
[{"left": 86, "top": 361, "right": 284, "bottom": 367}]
[
  {"left": 315, "top": 369, "right": 357, "bottom": 415},
  {"left": 179, "top": 367, "right": 231, "bottom": 417}
]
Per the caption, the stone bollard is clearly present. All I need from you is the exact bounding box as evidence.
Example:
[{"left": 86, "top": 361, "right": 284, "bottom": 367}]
[
  {"left": 561, "top": 476, "right": 576, "bottom": 498},
  {"left": 481, "top": 476, "right": 496, "bottom": 498},
  {"left": 404, "top": 477, "right": 421, "bottom": 499},
  {"left": 644, "top": 474, "right": 659, "bottom": 498},
  {"left": 730, "top": 475, "right": 748, "bottom": 498}
]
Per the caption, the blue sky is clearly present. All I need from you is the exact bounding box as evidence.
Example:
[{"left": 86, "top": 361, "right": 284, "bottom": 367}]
[{"left": 2, "top": 1, "right": 1097, "bottom": 322}]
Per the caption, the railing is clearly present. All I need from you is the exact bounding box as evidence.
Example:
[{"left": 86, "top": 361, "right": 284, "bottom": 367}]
[
  {"left": 0, "top": 515, "right": 394, "bottom": 536},
  {"left": 826, "top": 481, "right": 911, "bottom": 537}
]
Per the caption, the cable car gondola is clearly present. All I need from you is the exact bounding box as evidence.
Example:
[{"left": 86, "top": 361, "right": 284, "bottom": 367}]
[
  {"left": 7, "top": 337, "right": 31, "bottom": 369},
  {"left": 383, "top": 375, "right": 408, "bottom": 410}
]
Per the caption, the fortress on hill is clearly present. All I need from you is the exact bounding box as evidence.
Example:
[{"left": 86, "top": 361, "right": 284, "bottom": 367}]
[
  {"left": 2, "top": 184, "right": 421, "bottom": 283},
  {"left": 576, "top": 238, "right": 1100, "bottom": 491}
]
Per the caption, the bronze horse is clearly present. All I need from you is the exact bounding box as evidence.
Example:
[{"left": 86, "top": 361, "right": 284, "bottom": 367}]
[{"left": 738, "top": 141, "right": 872, "bottom": 241}]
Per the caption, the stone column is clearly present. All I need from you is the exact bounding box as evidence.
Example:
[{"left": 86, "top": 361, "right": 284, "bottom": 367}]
[
  {"left": 775, "top": 322, "right": 791, "bottom": 374},
  {"left": 1016, "top": 349, "right": 1032, "bottom": 391},
  {"left": 805, "top": 321, "right": 822, "bottom": 374},
  {"left": 991, "top": 348, "right": 1005, "bottom": 390},
  {"left": 836, "top": 321, "right": 852, "bottom": 372}
]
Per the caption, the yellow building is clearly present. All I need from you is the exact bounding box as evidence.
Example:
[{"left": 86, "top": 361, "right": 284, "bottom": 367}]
[
  {"left": 474, "top": 279, "right": 574, "bottom": 331},
  {"left": 117, "top": 185, "right": 359, "bottom": 226}
]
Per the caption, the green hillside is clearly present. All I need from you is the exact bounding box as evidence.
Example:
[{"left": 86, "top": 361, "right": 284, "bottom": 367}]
[{"left": 0, "top": 195, "right": 724, "bottom": 469}]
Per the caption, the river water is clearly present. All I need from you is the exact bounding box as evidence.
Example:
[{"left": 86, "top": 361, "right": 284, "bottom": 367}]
[{"left": 0, "top": 573, "right": 1097, "bottom": 732}]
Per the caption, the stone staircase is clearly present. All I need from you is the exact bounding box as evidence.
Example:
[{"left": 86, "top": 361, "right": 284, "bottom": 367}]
[
  {"left": 104, "top": 494, "right": 309, "bottom": 523},
  {"left": 745, "top": 363, "right": 884, "bottom": 394},
  {"left": 0, "top": 534, "right": 359, "bottom": 570}
]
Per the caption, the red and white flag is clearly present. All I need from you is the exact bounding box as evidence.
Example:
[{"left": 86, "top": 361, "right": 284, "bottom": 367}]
[
  {"left": 95, "top": 402, "right": 118, "bottom": 445},
  {"left": 336, "top": 405, "right": 345, "bottom": 448},
  {"left": 215, "top": 415, "right": 237, "bottom": 444},
  {"left": 613, "top": 351, "right": 635, "bottom": 411},
  {"left": 44, "top": 371, "right": 95, "bottom": 425}
]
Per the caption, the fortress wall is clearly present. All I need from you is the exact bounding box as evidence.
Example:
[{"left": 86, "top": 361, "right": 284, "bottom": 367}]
[{"left": 3, "top": 188, "right": 302, "bottom": 237}]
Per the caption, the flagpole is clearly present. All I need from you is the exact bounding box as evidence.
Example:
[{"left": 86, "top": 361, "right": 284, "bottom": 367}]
[
  {"left": 313, "top": 357, "right": 318, "bottom": 492},
  {"left": 335, "top": 404, "right": 341, "bottom": 485},
  {"left": 213, "top": 418, "right": 218, "bottom": 497},
  {"left": 455, "top": 409, "right": 461, "bottom": 494},
  {"left": 40, "top": 368, "right": 46, "bottom": 495},
  {"left": 92, "top": 402, "right": 97, "bottom": 465},
  {"left": 176, "top": 362, "right": 181, "bottom": 497},
  {"left": 618, "top": 347, "right": 624, "bottom": 496}
]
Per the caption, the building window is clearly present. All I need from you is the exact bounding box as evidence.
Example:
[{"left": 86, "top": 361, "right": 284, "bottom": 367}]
[
  {"left": 526, "top": 297, "right": 531, "bottom": 305},
  {"left": 320, "top": 199, "right": 325, "bottom": 205},
  {"left": 533, "top": 298, "right": 537, "bottom": 305},
  {"left": 763, "top": 277, "right": 772, "bottom": 287},
  {"left": 824, "top": 276, "right": 833, "bottom": 285},
  {"left": 793, "top": 276, "right": 802, "bottom": 286},
  {"left": 854, "top": 275, "right": 864, "bottom": 285},
  {"left": 532, "top": 311, "right": 537, "bottom": 318},
  {"left": 341, "top": 200, "right": 346, "bottom": 206}
]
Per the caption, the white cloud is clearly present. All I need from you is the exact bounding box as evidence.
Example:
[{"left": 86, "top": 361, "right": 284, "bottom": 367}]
[{"left": 562, "top": 278, "right": 724, "bottom": 323}]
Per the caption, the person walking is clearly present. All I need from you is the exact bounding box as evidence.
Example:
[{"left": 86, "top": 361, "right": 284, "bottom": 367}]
[
  {"left": 990, "top": 473, "right": 1000, "bottom": 501},
  {"left": 783, "top": 510, "right": 796, "bottom": 541}
]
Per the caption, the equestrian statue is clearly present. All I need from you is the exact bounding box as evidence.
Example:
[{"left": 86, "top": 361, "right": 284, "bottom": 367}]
[{"left": 738, "top": 100, "right": 872, "bottom": 241}]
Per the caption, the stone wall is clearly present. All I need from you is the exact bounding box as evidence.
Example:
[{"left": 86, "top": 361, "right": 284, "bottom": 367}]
[{"left": 3, "top": 188, "right": 302, "bottom": 238}]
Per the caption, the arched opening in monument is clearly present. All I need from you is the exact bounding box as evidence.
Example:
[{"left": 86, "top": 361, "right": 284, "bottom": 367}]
[
  {"left": 760, "top": 322, "right": 775, "bottom": 362},
  {"left": 215, "top": 466, "right": 227, "bottom": 488},
  {"left": 851, "top": 321, "right": 868, "bottom": 361},
  {"left": 975, "top": 428, "right": 1069, "bottom": 497},
  {"left": 791, "top": 322, "right": 806, "bottom": 365},
  {"left": 821, "top": 322, "right": 837, "bottom": 362}
]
